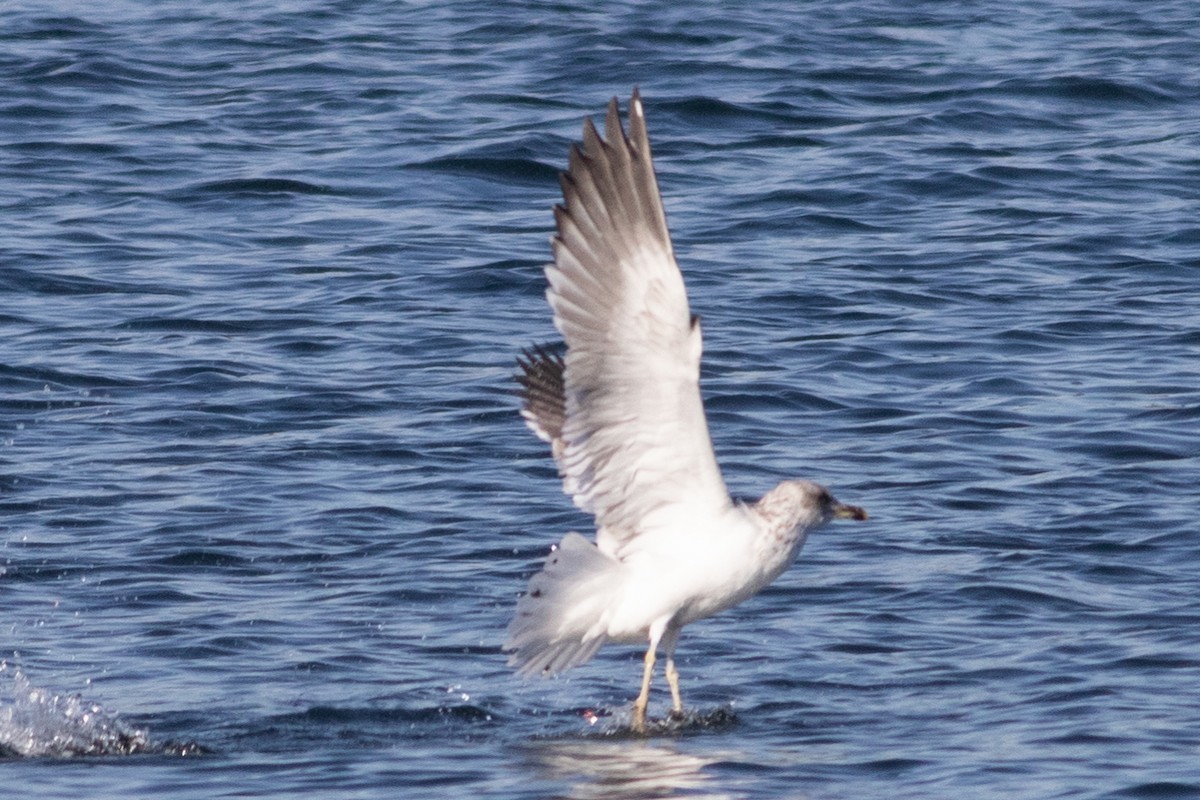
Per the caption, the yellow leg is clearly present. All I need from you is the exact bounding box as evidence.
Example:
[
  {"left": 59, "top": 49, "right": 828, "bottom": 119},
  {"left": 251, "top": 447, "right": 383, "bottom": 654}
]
[
  {"left": 632, "top": 643, "right": 656, "bottom": 732},
  {"left": 665, "top": 657, "right": 683, "bottom": 715}
]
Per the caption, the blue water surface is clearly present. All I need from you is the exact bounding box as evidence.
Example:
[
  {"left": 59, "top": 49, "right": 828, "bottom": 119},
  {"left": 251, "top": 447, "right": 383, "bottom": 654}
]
[{"left": 3, "top": 1, "right": 1199, "bottom": 797}]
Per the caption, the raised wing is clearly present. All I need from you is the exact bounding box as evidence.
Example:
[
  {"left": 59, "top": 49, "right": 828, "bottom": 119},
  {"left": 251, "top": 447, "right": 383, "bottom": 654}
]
[{"left": 541, "top": 90, "right": 731, "bottom": 554}]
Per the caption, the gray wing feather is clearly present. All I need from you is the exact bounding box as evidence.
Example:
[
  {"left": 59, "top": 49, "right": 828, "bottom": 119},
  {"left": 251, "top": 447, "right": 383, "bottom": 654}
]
[
  {"left": 516, "top": 345, "right": 566, "bottom": 461},
  {"left": 541, "top": 90, "right": 731, "bottom": 553}
]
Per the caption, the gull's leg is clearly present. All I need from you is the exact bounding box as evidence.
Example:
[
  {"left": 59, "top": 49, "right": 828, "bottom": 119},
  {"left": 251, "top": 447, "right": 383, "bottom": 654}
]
[
  {"left": 632, "top": 618, "right": 670, "bottom": 733},
  {"left": 665, "top": 660, "right": 682, "bottom": 715},
  {"left": 662, "top": 626, "right": 683, "bottom": 716},
  {"left": 632, "top": 643, "right": 655, "bottom": 733}
]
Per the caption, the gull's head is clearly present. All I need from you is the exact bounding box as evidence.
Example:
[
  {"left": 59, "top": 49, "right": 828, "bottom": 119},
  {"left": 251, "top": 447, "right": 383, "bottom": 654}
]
[{"left": 754, "top": 479, "right": 868, "bottom": 536}]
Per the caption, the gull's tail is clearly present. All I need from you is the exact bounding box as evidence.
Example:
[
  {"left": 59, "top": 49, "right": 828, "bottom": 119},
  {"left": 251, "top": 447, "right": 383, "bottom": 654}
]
[{"left": 504, "top": 533, "right": 621, "bottom": 676}]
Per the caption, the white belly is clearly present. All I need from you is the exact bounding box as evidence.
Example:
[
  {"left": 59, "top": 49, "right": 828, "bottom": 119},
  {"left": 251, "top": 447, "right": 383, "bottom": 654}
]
[{"left": 602, "top": 504, "right": 781, "bottom": 641}]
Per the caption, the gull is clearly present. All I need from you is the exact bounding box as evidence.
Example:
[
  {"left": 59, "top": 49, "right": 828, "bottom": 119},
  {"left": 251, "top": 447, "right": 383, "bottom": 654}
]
[{"left": 504, "top": 90, "right": 867, "bottom": 732}]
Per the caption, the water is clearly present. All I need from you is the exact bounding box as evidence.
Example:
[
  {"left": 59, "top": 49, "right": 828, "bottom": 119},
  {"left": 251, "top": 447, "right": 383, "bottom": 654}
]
[{"left": 2, "top": 0, "right": 1198, "bottom": 796}]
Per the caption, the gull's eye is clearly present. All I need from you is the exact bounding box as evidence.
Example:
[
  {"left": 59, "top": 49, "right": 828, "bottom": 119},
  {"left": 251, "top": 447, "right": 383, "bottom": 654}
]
[{"left": 817, "top": 488, "right": 833, "bottom": 507}]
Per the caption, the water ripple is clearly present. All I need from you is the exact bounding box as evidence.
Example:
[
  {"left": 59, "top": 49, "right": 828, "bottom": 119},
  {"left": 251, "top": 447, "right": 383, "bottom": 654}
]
[{"left": 2, "top": 0, "right": 1198, "bottom": 797}]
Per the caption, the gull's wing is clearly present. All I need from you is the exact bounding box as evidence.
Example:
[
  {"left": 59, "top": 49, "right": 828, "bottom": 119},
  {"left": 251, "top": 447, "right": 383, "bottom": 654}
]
[
  {"left": 540, "top": 89, "right": 731, "bottom": 553},
  {"left": 516, "top": 343, "right": 565, "bottom": 462}
]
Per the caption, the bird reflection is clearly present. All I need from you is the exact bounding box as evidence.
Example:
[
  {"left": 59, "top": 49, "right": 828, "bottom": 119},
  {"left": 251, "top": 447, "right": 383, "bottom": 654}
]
[{"left": 523, "top": 737, "right": 733, "bottom": 800}]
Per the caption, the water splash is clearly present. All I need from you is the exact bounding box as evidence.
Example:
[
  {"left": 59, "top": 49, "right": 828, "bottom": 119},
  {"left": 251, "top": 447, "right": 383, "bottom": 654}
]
[
  {"left": 0, "top": 664, "right": 177, "bottom": 757},
  {"left": 545, "top": 704, "right": 738, "bottom": 739}
]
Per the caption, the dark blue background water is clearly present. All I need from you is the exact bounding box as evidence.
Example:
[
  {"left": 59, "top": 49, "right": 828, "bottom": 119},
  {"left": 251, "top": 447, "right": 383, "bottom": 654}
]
[{"left": 3, "top": 1, "right": 1198, "bottom": 797}]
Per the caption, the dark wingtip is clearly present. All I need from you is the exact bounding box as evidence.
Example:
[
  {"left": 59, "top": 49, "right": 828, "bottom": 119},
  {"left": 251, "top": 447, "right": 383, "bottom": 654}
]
[{"left": 604, "top": 94, "right": 628, "bottom": 146}]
